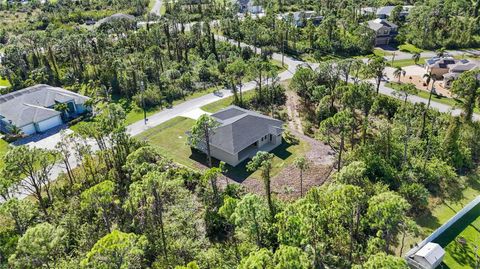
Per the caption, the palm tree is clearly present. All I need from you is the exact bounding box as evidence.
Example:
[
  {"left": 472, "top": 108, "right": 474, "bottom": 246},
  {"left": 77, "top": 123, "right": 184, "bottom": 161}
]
[
  {"left": 293, "top": 156, "right": 309, "bottom": 197},
  {"left": 412, "top": 52, "right": 421, "bottom": 65},
  {"left": 393, "top": 66, "right": 406, "bottom": 84},
  {"left": 54, "top": 103, "right": 69, "bottom": 121},
  {"left": 420, "top": 72, "right": 437, "bottom": 136},
  {"left": 436, "top": 47, "right": 446, "bottom": 57}
]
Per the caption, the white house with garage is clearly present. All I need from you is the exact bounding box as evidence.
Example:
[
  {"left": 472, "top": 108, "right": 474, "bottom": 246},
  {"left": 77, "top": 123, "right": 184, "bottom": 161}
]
[
  {"left": 0, "top": 84, "right": 90, "bottom": 136},
  {"left": 188, "top": 106, "right": 284, "bottom": 166}
]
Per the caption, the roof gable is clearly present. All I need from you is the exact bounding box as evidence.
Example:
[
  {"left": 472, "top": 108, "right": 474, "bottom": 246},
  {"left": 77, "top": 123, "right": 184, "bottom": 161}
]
[{"left": 210, "top": 106, "right": 283, "bottom": 154}]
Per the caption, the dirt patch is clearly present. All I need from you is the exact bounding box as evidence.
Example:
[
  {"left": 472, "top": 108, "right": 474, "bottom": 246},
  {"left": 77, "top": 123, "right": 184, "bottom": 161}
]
[
  {"left": 229, "top": 130, "right": 335, "bottom": 201},
  {"left": 285, "top": 90, "right": 304, "bottom": 133}
]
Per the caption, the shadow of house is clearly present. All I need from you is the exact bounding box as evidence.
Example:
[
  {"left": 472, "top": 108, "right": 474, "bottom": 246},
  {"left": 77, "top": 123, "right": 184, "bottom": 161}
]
[
  {"left": 189, "top": 139, "right": 293, "bottom": 182},
  {"left": 188, "top": 105, "right": 284, "bottom": 167}
]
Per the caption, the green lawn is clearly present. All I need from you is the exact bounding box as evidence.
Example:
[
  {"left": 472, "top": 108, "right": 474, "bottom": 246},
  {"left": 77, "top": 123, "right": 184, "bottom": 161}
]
[
  {"left": 373, "top": 48, "right": 393, "bottom": 57},
  {"left": 135, "top": 116, "right": 197, "bottom": 168},
  {"left": 398, "top": 43, "right": 424, "bottom": 54},
  {"left": 135, "top": 116, "right": 310, "bottom": 181},
  {"left": 388, "top": 57, "right": 426, "bottom": 67},
  {"left": 201, "top": 90, "right": 256, "bottom": 113},
  {"left": 385, "top": 82, "right": 460, "bottom": 108},
  {"left": 0, "top": 77, "right": 10, "bottom": 87},
  {"left": 0, "top": 139, "right": 9, "bottom": 168},
  {"left": 415, "top": 179, "right": 480, "bottom": 269}
]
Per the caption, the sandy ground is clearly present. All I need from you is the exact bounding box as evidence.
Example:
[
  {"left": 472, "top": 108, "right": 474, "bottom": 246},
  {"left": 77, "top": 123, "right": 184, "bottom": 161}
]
[
  {"left": 238, "top": 131, "right": 335, "bottom": 201},
  {"left": 385, "top": 66, "right": 452, "bottom": 97},
  {"left": 285, "top": 91, "right": 304, "bottom": 133}
]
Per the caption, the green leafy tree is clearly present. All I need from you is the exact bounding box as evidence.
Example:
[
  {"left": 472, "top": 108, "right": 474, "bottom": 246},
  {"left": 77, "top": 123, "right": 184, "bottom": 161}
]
[
  {"left": 238, "top": 248, "right": 273, "bottom": 269},
  {"left": 367, "top": 56, "right": 386, "bottom": 94},
  {"left": 247, "top": 151, "right": 276, "bottom": 219},
  {"left": 81, "top": 230, "right": 147, "bottom": 269},
  {"left": 320, "top": 111, "right": 354, "bottom": 172},
  {"left": 393, "top": 66, "right": 406, "bottom": 84},
  {"left": 366, "top": 191, "right": 411, "bottom": 252},
  {"left": 273, "top": 245, "right": 310, "bottom": 269},
  {"left": 226, "top": 194, "right": 271, "bottom": 247},
  {"left": 356, "top": 252, "right": 408, "bottom": 269},
  {"left": 124, "top": 171, "right": 180, "bottom": 266},
  {"left": 450, "top": 70, "right": 480, "bottom": 122},
  {"left": 187, "top": 114, "right": 220, "bottom": 167},
  {"left": 9, "top": 223, "right": 66, "bottom": 268},
  {"left": 412, "top": 52, "right": 421, "bottom": 65},
  {"left": 3, "top": 146, "right": 58, "bottom": 216},
  {"left": 80, "top": 180, "right": 118, "bottom": 232},
  {"left": 293, "top": 156, "right": 309, "bottom": 197},
  {"left": 0, "top": 198, "right": 38, "bottom": 235}
]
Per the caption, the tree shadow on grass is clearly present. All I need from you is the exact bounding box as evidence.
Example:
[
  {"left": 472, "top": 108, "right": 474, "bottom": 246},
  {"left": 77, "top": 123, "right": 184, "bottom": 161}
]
[
  {"left": 188, "top": 141, "right": 294, "bottom": 183},
  {"left": 445, "top": 240, "right": 477, "bottom": 268}
]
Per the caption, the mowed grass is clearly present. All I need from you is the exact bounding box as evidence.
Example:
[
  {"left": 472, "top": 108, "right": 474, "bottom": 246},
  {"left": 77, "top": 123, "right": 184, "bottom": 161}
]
[
  {"left": 397, "top": 176, "right": 480, "bottom": 267},
  {"left": 202, "top": 90, "right": 256, "bottom": 113},
  {"left": 398, "top": 43, "right": 424, "bottom": 54},
  {"left": 0, "top": 139, "right": 9, "bottom": 168},
  {"left": 0, "top": 77, "right": 10, "bottom": 87},
  {"left": 135, "top": 117, "right": 197, "bottom": 168},
  {"left": 388, "top": 57, "right": 426, "bottom": 67},
  {"left": 416, "top": 180, "right": 480, "bottom": 269},
  {"left": 384, "top": 82, "right": 479, "bottom": 112},
  {"left": 437, "top": 203, "right": 480, "bottom": 269},
  {"left": 135, "top": 116, "right": 310, "bottom": 181}
]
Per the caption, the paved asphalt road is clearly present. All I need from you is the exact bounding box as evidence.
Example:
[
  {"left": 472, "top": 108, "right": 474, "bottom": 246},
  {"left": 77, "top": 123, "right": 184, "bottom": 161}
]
[{"left": 4, "top": 31, "right": 478, "bottom": 200}]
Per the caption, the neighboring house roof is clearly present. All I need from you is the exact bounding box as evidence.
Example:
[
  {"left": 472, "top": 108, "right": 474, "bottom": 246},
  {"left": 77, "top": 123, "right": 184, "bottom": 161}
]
[
  {"left": 278, "top": 11, "right": 323, "bottom": 24},
  {"left": 425, "top": 57, "right": 456, "bottom": 68},
  {"left": 361, "top": 5, "right": 413, "bottom": 17},
  {"left": 414, "top": 242, "right": 445, "bottom": 265},
  {"left": 0, "top": 84, "right": 89, "bottom": 128},
  {"left": 210, "top": 106, "right": 283, "bottom": 154},
  {"left": 97, "top": 13, "right": 135, "bottom": 26},
  {"left": 366, "top": 19, "right": 397, "bottom": 31},
  {"left": 449, "top": 60, "right": 479, "bottom": 72}
]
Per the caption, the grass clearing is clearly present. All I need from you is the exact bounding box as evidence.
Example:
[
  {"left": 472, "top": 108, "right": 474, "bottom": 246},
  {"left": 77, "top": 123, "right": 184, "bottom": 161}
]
[
  {"left": 0, "top": 77, "right": 10, "bottom": 87},
  {"left": 201, "top": 90, "right": 256, "bottom": 113},
  {"left": 135, "top": 116, "right": 310, "bottom": 181},
  {"left": 385, "top": 82, "right": 459, "bottom": 107},
  {"left": 388, "top": 57, "right": 426, "bottom": 67},
  {"left": 373, "top": 48, "right": 393, "bottom": 57},
  {"left": 415, "top": 178, "right": 480, "bottom": 269},
  {"left": 398, "top": 43, "right": 424, "bottom": 54},
  {"left": 0, "top": 139, "right": 9, "bottom": 168},
  {"left": 135, "top": 116, "right": 197, "bottom": 168}
]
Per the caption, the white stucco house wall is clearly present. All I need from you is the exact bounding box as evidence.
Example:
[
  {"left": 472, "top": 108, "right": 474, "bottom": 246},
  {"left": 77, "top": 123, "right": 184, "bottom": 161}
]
[
  {"left": 189, "top": 106, "right": 284, "bottom": 166},
  {"left": 0, "top": 84, "right": 90, "bottom": 136}
]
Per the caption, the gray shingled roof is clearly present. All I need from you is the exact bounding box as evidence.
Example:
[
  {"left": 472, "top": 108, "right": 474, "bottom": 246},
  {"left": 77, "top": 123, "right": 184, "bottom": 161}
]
[
  {"left": 210, "top": 106, "right": 283, "bottom": 154},
  {"left": 97, "top": 13, "right": 135, "bottom": 26},
  {"left": 366, "top": 19, "right": 397, "bottom": 31},
  {"left": 0, "top": 84, "right": 88, "bottom": 127}
]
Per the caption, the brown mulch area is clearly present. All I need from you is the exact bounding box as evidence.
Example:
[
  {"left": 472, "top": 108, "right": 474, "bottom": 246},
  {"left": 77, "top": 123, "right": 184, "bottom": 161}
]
[{"left": 225, "top": 130, "right": 336, "bottom": 201}]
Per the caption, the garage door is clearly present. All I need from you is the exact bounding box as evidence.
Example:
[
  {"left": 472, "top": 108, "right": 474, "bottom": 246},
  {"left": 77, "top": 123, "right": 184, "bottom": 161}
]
[{"left": 36, "top": 115, "right": 63, "bottom": 132}]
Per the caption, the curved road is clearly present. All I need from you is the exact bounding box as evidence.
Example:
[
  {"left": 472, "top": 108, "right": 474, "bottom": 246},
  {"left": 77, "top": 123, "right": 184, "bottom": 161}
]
[{"left": 4, "top": 29, "right": 478, "bottom": 200}]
